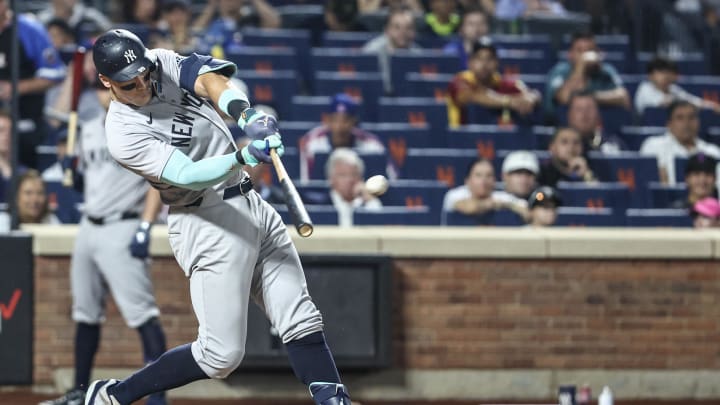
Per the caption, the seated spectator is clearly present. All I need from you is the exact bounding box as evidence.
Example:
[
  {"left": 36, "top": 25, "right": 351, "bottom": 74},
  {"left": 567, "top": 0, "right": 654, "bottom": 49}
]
[
  {"left": 690, "top": 197, "right": 720, "bottom": 229},
  {"left": 195, "top": 0, "right": 281, "bottom": 50},
  {"left": 362, "top": 8, "right": 422, "bottom": 94},
  {"left": 443, "top": 7, "right": 490, "bottom": 69},
  {"left": 12, "top": 170, "right": 59, "bottom": 225},
  {"left": 538, "top": 127, "right": 597, "bottom": 187},
  {"left": 567, "top": 90, "right": 626, "bottom": 154},
  {"left": 640, "top": 101, "right": 720, "bottom": 185},
  {"left": 37, "top": 0, "right": 111, "bottom": 39},
  {"left": 447, "top": 37, "right": 540, "bottom": 127},
  {"left": 527, "top": 185, "right": 561, "bottom": 227},
  {"left": 45, "top": 18, "right": 78, "bottom": 60},
  {"left": 501, "top": 150, "right": 539, "bottom": 200},
  {"left": 544, "top": 31, "right": 630, "bottom": 117},
  {"left": 41, "top": 127, "right": 68, "bottom": 183},
  {"left": 358, "top": 0, "right": 425, "bottom": 14},
  {"left": 0, "top": 109, "right": 15, "bottom": 202},
  {"left": 149, "top": 0, "right": 199, "bottom": 55},
  {"left": 442, "top": 158, "right": 528, "bottom": 220},
  {"left": 324, "top": 0, "right": 367, "bottom": 32},
  {"left": 672, "top": 153, "right": 718, "bottom": 209},
  {"left": 420, "top": 0, "right": 460, "bottom": 38},
  {"left": 299, "top": 93, "right": 386, "bottom": 180},
  {"left": 494, "top": 0, "right": 567, "bottom": 20},
  {"left": 306, "top": 148, "right": 383, "bottom": 227},
  {"left": 121, "top": 0, "right": 160, "bottom": 28},
  {"left": 634, "top": 56, "right": 720, "bottom": 115}
]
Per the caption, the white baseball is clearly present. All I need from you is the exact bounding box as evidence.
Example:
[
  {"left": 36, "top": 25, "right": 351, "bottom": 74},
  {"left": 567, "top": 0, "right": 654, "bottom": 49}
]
[{"left": 365, "top": 175, "right": 389, "bottom": 196}]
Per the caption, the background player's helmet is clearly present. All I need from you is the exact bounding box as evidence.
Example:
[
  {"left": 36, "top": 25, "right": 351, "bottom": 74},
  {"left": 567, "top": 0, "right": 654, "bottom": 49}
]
[{"left": 93, "top": 29, "right": 154, "bottom": 82}]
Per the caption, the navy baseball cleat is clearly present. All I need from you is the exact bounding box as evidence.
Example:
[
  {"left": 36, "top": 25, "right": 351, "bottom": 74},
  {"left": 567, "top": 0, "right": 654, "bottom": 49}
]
[
  {"left": 84, "top": 379, "right": 120, "bottom": 405},
  {"left": 38, "top": 388, "right": 85, "bottom": 405},
  {"left": 310, "top": 382, "right": 352, "bottom": 405}
]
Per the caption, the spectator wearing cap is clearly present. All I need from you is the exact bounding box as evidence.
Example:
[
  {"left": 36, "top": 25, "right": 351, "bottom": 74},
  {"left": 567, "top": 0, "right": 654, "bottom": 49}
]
[
  {"left": 640, "top": 101, "right": 720, "bottom": 185},
  {"left": 691, "top": 197, "right": 720, "bottom": 228},
  {"left": 634, "top": 56, "right": 720, "bottom": 116},
  {"left": 544, "top": 31, "right": 630, "bottom": 117},
  {"left": 447, "top": 37, "right": 540, "bottom": 127},
  {"left": 149, "top": 0, "right": 198, "bottom": 55},
  {"left": 443, "top": 8, "right": 490, "bottom": 69},
  {"left": 527, "top": 185, "right": 561, "bottom": 227},
  {"left": 194, "top": 0, "right": 281, "bottom": 51},
  {"left": 363, "top": 8, "right": 423, "bottom": 94},
  {"left": 671, "top": 153, "right": 718, "bottom": 209},
  {"left": 538, "top": 127, "right": 597, "bottom": 187},
  {"left": 442, "top": 158, "right": 529, "bottom": 223},
  {"left": 567, "top": 90, "right": 626, "bottom": 155},
  {"left": 299, "top": 94, "right": 386, "bottom": 181},
  {"left": 501, "top": 150, "right": 538, "bottom": 200}
]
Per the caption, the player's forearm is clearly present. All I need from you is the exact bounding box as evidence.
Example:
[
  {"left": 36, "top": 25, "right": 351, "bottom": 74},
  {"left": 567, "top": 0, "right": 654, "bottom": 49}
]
[
  {"left": 161, "top": 149, "right": 242, "bottom": 191},
  {"left": 141, "top": 187, "right": 163, "bottom": 223}
]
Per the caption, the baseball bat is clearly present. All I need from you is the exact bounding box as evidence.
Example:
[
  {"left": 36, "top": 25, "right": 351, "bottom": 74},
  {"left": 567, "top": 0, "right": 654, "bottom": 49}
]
[
  {"left": 270, "top": 148, "right": 314, "bottom": 237},
  {"left": 62, "top": 47, "right": 86, "bottom": 187}
]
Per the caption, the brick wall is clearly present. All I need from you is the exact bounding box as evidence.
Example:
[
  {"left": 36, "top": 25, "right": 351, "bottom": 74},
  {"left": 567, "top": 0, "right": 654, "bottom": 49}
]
[{"left": 34, "top": 256, "right": 720, "bottom": 383}]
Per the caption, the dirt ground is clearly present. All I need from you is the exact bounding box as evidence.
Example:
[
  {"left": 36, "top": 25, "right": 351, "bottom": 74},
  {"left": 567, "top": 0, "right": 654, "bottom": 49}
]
[{"left": 3, "top": 389, "right": 720, "bottom": 405}]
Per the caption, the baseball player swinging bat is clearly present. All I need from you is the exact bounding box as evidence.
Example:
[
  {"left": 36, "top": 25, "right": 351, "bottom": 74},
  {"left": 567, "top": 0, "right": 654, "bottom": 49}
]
[
  {"left": 270, "top": 148, "right": 314, "bottom": 237},
  {"left": 62, "top": 47, "right": 86, "bottom": 187}
]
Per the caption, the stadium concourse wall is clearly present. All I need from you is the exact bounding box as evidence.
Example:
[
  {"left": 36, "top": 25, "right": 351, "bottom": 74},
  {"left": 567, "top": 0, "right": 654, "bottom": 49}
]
[{"left": 22, "top": 225, "right": 720, "bottom": 400}]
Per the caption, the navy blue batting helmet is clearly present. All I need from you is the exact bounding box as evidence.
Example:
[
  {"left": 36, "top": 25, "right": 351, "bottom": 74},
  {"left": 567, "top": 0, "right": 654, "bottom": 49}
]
[{"left": 92, "top": 29, "right": 154, "bottom": 82}]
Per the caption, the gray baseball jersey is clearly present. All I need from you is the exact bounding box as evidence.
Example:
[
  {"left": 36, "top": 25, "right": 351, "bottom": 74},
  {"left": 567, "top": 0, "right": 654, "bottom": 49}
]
[
  {"left": 71, "top": 104, "right": 160, "bottom": 328},
  {"left": 104, "top": 49, "right": 323, "bottom": 379}
]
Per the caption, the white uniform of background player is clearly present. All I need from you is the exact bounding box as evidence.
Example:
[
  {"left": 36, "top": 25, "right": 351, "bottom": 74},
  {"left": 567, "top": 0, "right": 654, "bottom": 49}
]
[{"left": 83, "top": 29, "right": 351, "bottom": 405}]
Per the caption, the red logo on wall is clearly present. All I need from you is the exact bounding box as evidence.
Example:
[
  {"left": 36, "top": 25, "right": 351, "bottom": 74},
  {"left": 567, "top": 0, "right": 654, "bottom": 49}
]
[{"left": 0, "top": 289, "right": 22, "bottom": 333}]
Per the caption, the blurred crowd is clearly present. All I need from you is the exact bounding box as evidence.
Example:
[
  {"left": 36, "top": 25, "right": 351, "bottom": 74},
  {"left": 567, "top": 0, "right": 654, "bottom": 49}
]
[{"left": 2, "top": 0, "right": 720, "bottom": 229}]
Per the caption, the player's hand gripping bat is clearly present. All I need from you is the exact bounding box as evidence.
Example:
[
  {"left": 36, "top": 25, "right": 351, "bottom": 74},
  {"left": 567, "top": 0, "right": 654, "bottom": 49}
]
[
  {"left": 62, "top": 47, "right": 86, "bottom": 187},
  {"left": 270, "top": 148, "right": 313, "bottom": 237}
]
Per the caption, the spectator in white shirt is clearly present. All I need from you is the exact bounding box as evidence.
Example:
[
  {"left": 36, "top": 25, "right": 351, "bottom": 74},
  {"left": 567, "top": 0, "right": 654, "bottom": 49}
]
[
  {"left": 326, "top": 148, "right": 382, "bottom": 227},
  {"left": 640, "top": 101, "right": 720, "bottom": 185},
  {"left": 442, "top": 158, "right": 528, "bottom": 221},
  {"left": 634, "top": 56, "right": 720, "bottom": 115}
]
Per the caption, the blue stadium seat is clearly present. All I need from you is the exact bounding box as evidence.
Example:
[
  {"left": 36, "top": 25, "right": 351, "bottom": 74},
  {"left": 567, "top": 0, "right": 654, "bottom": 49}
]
[
  {"left": 273, "top": 204, "right": 339, "bottom": 226},
  {"left": 279, "top": 121, "right": 316, "bottom": 149},
  {"left": 498, "top": 49, "right": 551, "bottom": 75},
  {"left": 446, "top": 125, "right": 534, "bottom": 153},
  {"left": 290, "top": 96, "right": 333, "bottom": 122},
  {"left": 625, "top": 208, "right": 693, "bottom": 227},
  {"left": 517, "top": 74, "right": 546, "bottom": 94},
  {"left": 235, "top": 70, "right": 299, "bottom": 120},
  {"left": 378, "top": 179, "right": 448, "bottom": 225},
  {"left": 676, "top": 76, "right": 720, "bottom": 102},
  {"left": 377, "top": 97, "right": 449, "bottom": 133},
  {"left": 402, "top": 72, "right": 453, "bottom": 99},
  {"left": 400, "top": 148, "right": 478, "bottom": 186},
  {"left": 443, "top": 209, "right": 525, "bottom": 226},
  {"left": 641, "top": 106, "right": 668, "bottom": 127},
  {"left": 321, "top": 31, "right": 376, "bottom": 48},
  {"left": 637, "top": 52, "right": 708, "bottom": 75},
  {"left": 313, "top": 72, "right": 384, "bottom": 122},
  {"left": 598, "top": 106, "right": 634, "bottom": 136},
  {"left": 45, "top": 181, "right": 82, "bottom": 224},
  {"left": 309, "top": 151, "right": 388, "bottom": 180},
  {"left": 554, "top": 207, "right": 618, "bottom": 227},
  {"left": 36, "top": 145, "right": 57, "bottom": 173},
  {"left": 533, "top": 126, "right": 555, "bottom": 150},
  {"left": 390, "top": 50, "right": 463, "bottom": 95},
  {"left": 491, "top": 34, "right": 553, "bottom": 55},
  {"left": 415, "top": 35, "right": 451, "bottom": 50},
  {"left": 354, "top": 206, "right": 438, "bottom": 225},
  {"left": 225, "top": 47, "right": 298, "bottom": 74},
  {"left": 311, "top": 47, "right": 379, "bottom": 74},
  {"left": 621, "top": 74, "right": 642, "bottom": 98},
  {"left": 556, "top": 182, "right": 630, "bottom": 223},
  {"left": 588, "top": 152, "right": 659, "bottom": 208},
  {"left": 361, "top": 122, "right": 431, "bottom": 168},
  {"left": 275, "top": 147, "right": 300, "bottom": 181},
  {"left": 619, "top": 126, "right": 665, "bottom": 151},
  {"left": 707, "top": 126, "right": 720, "bottom": 146},
  {"left": 674, "top": 156, "right": 688, "bottom": 184},
  {"left": 240, "top": 28, "right": 311, "bottom": 87},
  {"left": 648, "top": 182, "right": 688, "bottom": 208}
]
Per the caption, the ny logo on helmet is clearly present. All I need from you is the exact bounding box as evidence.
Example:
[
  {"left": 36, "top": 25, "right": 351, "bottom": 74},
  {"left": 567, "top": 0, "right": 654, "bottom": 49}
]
[{"left": 124, "top": 49, "right": 137, "bottom": 64}]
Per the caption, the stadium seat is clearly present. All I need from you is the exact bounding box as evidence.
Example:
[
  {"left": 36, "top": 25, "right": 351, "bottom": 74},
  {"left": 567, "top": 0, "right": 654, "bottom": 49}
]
[
  {"left": 377, "top": 97, "right": 449, "bottom": 132},
  {"left": 446, "top": 125, "right": 533, "bottom": 154},
  {"left": 443, "top": 209, "right": 525, "bottom": 226},
  {"left": 402, "top": 72, "right": 453, "bottom": 100},
  {"left": 235, "top": 70, "right": 299, "bottom": 120},
  {"left": 290, "top": 95, "right": 368, "bottom": 122},
  {"left": 273, "top": 204, "right": 339, "bottom": 226},
  {"left": 225, "top": 47, "right": 298, "bottom": 74},
  {"left": 598, "top": 106, "right": 634, "bottom": 136},
  {"left": 498, "top": 49, "right": 551, "bottom": 75},
  {"left": 354, "top": 206, "right": 438, "bottom": 225},
  {"left": 554, "top": 207, "right": 618, "bottom": 227},
  {"left": 378, "top": 179, "right": 448, "bottom": 225},
  {"left": 400, "top": 148, "right": 479, "bottom": 186},
  {"left": 588, "top": 152, "right": 659, "bottom": 208},
  {"left": 311, "top": 48, "right": 379, "bottom": 75},
  {"left": 532, "top": 126, "right": 555, "bottom": 150},
  {"left": 707, "top": 126, "right": 720, "bottom": 146},
  {"left": 641, "top": 106, "right": 668, "bottom": 127},
  {"left": 491, "top": 34, "right": 553, "bottom": 55},
  {"left": 278, "top": 121, "right": 316, "bottom": 149},
  {"left": 240, "top": 28, "right": 312, "bottom": 86},
  {"left": 619, "top": 126, "right": 665, "bottom": 151},
  {"left": 321, "top": 31, "right": 376, "bottom": 48},
  {"left": 390, "top": 50, "right": 463, "bottom": 95},
  {"left": 45, "top": 181, "right": 82, "bottom": 224},
  {"left": 360, "top": 122, "right": 432, "bottom": 168},
  {"left": 621, "top": 74, "right": 642, "bottom": 98},
  {"left": 625, "top": 208, "right": 693, "bottom": 227},
  {"left": 313, "top": 72, "right": 384, "bottom": 122},
  {"left": 648, "top": 182, "right": 688, "bottom": 208},
  {"left": 674, "top": 156, "right": 688, "bottom": 184},
  {"left": 308, "top": 151, "right": 388, "bottom": 180},
  {"left": 637, "top": 51, "right": 708, "bottom": 75},
  {"left": 556, "top": 182, "right": 630, "bottom": 223}
]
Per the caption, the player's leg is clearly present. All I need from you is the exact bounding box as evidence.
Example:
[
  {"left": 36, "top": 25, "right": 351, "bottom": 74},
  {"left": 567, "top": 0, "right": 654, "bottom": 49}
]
[
  {"left": 249, "top": 194, "right": 351, "bottom": 405},
  {"left": 94, "top": 220, "right": 167, "bottom": 405},
  {"left": 89, "top": 199, "right": 260, "bottom": 405},
  {"left": 40, "top": 222, "right": 104, "bottom": 405}
]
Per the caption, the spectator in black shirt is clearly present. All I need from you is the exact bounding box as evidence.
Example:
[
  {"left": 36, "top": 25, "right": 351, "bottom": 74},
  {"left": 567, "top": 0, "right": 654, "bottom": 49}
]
[
  {"left": 671, "top": 153, "right": 718, "bottom": 209},
  {"left": 538, "top": 127, "right": 597, "bottom": 187}
]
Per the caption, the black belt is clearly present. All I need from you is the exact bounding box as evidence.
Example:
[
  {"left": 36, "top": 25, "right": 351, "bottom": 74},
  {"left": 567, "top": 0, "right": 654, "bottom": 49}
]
[
  {"left": 184, "top": 178, "right": 253, "bottom": 208},
  {"left": 87, "top": 211, "right": 140, "bottom": 225}
]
